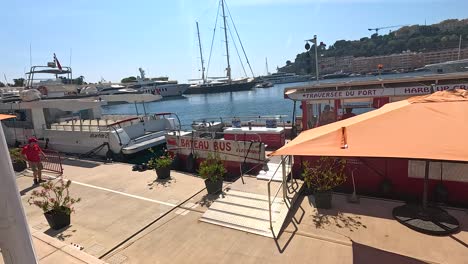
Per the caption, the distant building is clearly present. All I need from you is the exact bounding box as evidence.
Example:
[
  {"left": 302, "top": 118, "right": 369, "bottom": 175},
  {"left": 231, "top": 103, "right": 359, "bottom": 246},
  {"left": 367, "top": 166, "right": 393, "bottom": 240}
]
[
  {"left": 352, "top": 52, "right": 422, "bottom": 73},
  {"left": 317, "top": 47, "right": 468, "bottom": 74},
  {"left": 320, "top": 56, "right": 353, "bottom": 74},
  {"left": 422, "top": 48, "right": 468, "bottom": 65}
]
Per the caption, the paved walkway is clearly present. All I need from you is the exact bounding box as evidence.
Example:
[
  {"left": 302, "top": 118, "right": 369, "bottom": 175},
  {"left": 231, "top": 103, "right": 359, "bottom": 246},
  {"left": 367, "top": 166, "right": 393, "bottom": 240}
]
[
  {"left": 0, "top": 230, "right": 106, "bottom": 264},
  {"left": 13, "top": 158, "right": 468, "bottom": 264}
]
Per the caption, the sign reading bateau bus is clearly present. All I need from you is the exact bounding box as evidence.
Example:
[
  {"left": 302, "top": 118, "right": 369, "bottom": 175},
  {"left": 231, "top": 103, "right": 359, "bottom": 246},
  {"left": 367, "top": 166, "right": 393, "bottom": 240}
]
[
  {"left": 287, "top": 83, "right": 468, "bottom": 101},
  {"left": 165, "top": 134, "right": 266, "bottom": 163}
]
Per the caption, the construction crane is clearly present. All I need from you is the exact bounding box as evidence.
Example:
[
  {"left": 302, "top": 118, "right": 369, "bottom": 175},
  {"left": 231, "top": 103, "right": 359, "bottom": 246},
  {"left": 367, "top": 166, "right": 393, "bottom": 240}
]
[{"left": 368, "top": 25, "right": 407, "bottom": 35}]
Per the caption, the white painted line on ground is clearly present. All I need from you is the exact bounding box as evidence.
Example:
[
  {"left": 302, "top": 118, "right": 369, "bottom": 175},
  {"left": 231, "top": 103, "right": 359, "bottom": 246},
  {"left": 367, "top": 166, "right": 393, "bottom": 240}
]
[
  {"left": 70, "top": 180, "right": 178, "bottom": 207},
  {"left": 37, "top": 173, "right": 178, "bottom": 207}
]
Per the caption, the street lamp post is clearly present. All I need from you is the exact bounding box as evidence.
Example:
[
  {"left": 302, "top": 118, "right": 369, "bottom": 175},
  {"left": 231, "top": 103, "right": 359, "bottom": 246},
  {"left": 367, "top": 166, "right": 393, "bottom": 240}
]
[
  {"left": 305, "top": 35, "right": 320, "bottom": 81},
  {"left": 314, "top": 35, "right": 319, "bottom": 81}
]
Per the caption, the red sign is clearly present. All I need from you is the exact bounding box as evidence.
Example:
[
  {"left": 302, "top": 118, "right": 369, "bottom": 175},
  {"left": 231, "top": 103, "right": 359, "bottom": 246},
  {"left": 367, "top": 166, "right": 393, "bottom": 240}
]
[
  {"left": 166, "top": 135, "right": 266, "bottom": 163},
  {"left": 288, "top": 83, "right": 468, "bottom": 101}
]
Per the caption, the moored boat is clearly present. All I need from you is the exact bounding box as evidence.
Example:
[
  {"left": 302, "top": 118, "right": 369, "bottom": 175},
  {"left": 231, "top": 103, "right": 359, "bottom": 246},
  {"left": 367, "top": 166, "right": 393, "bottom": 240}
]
[
  {"left": 256, "top": 72, "right": 310, "bottom": 84},
  {"left": 185, "top": 79, "right": 256, "bottom": 94},
  {"left": 127, "top": 68, "right": 189, "bottom": 97},
  {"left": 0, "top": 95, "right": 179, "bottom": 159},
  {"left": 187, "top": 0, "right": 256, "bottom": 94},
  {"left": 254, "top": 82, "right": 274, "bottom": 88}
]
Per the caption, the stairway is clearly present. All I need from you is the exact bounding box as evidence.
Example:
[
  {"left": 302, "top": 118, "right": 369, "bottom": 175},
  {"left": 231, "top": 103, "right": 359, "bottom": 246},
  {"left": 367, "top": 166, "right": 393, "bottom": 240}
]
[
  {"left": 256, "top": 162, "right": 284, "bottom": 182},
  {"left": 200, "top": 186, "right": 302, "bottom": 238}
]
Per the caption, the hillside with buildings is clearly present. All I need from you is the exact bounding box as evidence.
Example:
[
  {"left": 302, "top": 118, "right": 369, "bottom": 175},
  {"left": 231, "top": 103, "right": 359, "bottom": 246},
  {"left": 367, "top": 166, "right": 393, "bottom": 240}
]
[{"left": 281, "top": 19, "right": 468, "bottom": 75}]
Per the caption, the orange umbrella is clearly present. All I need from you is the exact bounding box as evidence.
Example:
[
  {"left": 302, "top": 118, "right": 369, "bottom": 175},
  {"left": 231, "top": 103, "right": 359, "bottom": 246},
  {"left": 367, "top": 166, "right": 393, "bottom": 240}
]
[
  {"left": 0, "top": 114, "right": 16, "bottom": 121},
  {"left": 273, "top": 89, "right": 468, "bottom": 235},
  {"left": 272, "top": 89, "right": 468, "bottom": 162}
]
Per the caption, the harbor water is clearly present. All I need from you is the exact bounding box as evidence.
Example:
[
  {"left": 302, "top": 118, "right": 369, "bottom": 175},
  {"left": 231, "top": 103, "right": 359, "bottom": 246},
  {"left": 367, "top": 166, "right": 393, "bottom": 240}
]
[
  {"left": 102, "top": 72, "right": 429, "bottom": 127},
  {"left": 102, "top": 82, "right": 304, "bottom": 128}
]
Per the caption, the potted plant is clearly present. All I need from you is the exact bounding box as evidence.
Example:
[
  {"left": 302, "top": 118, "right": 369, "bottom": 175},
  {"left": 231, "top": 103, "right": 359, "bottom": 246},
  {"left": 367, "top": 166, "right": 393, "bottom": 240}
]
[
  {"left": 148, "top": 151, "right": 173, "bottom": 180},
  {"left": 302, "top": 157, "right": 347, "bottom": 209},
  {"left": 28, "top": 178, "right": 81, "bottom": 230},
  {"left": 9, "top": 148, "right": 27, "bottom": 172},
  {"left": 198, "top": 154, "right": 226, "bottom": 194}
]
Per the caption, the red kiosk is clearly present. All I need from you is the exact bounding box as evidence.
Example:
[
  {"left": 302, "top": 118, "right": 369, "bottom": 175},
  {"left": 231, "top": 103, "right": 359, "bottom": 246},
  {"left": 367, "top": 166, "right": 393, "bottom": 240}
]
[{"left": 283, "top": 72, "right": 468, "bottom": 207}]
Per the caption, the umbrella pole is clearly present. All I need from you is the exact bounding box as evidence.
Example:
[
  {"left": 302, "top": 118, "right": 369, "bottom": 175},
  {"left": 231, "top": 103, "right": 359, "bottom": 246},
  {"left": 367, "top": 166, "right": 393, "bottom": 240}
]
[{"left": 422, "top": 160, "right": 429, "bottom": 209}]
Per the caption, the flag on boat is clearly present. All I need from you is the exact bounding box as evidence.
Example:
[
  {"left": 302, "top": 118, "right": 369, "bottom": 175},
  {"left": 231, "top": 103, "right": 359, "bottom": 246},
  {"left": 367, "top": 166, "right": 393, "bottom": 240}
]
[{"left": 53, "top": 53, "right": 62, "bottom": 71}]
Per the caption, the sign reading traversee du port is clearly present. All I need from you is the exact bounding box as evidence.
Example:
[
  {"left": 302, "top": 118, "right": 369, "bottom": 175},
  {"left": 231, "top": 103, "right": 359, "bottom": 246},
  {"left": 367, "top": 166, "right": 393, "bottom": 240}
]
[{"left": 288, "top": 83, "right": 468, "bottom": 101}]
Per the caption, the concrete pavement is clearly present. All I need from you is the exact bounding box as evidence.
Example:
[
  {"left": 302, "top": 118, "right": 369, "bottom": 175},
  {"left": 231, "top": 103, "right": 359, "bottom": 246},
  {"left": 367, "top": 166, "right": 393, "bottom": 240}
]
[{"left": 13, "top": 157, "right": 468, "bottom": 264}]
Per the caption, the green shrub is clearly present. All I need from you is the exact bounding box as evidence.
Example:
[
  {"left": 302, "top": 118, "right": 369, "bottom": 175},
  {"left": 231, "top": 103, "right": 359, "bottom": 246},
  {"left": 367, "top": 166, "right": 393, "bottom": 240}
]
[
  {"left": 9, "top": 148, "right": 25, "bottom": 163},
  {"left": 147, "top": 148, "right": 173, "bottom": 169},
  {"left": 302, "top": 157, "right": 347, "bottom": 192},
  {"left": 148, "top": 153, "right": 173, "bottom": 169},
  {"left": 198, "top": 154, "right": 226, "bottom": 182}
]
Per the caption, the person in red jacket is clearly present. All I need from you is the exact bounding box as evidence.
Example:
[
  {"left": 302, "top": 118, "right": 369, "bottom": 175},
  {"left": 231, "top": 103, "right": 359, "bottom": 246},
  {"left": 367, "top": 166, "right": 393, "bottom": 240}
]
[{"left": 22, "top": 137, "right": 45, "bottom": 185}]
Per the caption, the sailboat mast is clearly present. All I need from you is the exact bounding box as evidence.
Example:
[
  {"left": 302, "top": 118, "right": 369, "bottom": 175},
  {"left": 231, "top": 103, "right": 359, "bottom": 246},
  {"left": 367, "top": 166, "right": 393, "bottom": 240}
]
[
  {"left": 265, "top": 57, "right": 269, "bottom": 75},
  {"left": 221, "top": 0, "right": 231, "bottom": 82},
  {"left": 196, "top": 22, "right": 206, "bottom": 83}
]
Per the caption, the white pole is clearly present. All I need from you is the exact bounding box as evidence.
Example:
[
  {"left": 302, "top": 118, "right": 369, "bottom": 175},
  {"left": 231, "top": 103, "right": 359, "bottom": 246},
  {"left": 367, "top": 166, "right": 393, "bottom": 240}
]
[
  {"left": 458, "top": 35, "right": 462, "bottom": 61},
  {"left": 0, "top": 123, "right": 38, "bottom": 264},
  {"left": 314, "top": 35, "right": 319, "bottom": 81}
]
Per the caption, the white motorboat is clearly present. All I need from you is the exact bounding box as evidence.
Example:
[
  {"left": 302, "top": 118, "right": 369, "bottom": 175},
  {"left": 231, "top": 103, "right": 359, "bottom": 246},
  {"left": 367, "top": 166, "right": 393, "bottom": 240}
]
[
  {"left": 95, "top": 86, "right": 162, "bottom": 104},
  {"left": 256, "top": 72, "right": 310, "bottom": 84},
  {"left": 25, "top": 59, "right": 162, "bottom": 104},
  {"left": 191, "top": 119, "right": 225, "bottom": 133},
  {"left": 127, "top": 68, "right": 189, "bottom": 97},
  {"left": 0, "top": 87, "right": 23, "bottom": 102},
  {"left": 25, "top": 64, "right": 80, "bottom": 97},
  {"left": 0, "top": 96, "right": 180, "bottom": 159}
]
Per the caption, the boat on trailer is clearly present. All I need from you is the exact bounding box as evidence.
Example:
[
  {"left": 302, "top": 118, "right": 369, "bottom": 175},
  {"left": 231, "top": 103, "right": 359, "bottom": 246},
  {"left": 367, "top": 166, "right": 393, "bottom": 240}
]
[
  {"left": 285, "top": 72, "right": 468, "bottom": 207},
  {"left": 0, "top": 96, "right": 179, "bottom": 159}
]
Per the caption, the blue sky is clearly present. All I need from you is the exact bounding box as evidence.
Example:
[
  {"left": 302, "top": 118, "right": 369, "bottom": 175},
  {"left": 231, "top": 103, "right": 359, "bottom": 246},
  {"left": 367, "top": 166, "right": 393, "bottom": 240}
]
[{"left": 1, "top": 0, "right": 467, "bottom": 83}]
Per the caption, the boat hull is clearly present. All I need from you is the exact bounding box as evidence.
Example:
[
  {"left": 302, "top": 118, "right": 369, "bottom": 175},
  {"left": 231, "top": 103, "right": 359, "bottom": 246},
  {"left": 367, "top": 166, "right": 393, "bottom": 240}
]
[
  {"left": 100, "top": 93, "right": 162, "bottom": 105},
  {"left": 155, "top": 84, "right": 190, "bottom": 97},
  {"left": 185, "top": 81, "right": 256, "bottom": 94},
  {"left": 131, "top": 83, "right": 190, "bottom": 97}
]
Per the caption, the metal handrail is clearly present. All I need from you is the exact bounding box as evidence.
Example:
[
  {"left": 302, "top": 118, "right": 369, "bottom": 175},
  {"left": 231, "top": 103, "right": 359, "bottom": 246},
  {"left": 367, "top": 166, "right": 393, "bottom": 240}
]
[{"left": 267, "top": 155, "right": 290, "bottom": 235}]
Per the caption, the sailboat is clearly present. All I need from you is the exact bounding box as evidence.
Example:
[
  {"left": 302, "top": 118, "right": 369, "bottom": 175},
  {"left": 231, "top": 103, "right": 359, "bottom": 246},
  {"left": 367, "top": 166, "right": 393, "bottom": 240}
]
[{"left": 185, "top": 0, "right": 256, "bottom": 94}]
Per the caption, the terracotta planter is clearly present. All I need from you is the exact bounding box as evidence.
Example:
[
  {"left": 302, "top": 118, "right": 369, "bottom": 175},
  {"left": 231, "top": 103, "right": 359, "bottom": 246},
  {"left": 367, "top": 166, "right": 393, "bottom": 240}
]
[
  {"left": 156, "top": 167, "right": 171, "bottom": 179},
  {"left": 44, "top": 209, "right": 70, "bottom": 230},
  {"left": 314, "top": 190, "right": 332, "bottom": 209},
  {"left": 205, "top": 179, "right": 223, "bottom": 195}
]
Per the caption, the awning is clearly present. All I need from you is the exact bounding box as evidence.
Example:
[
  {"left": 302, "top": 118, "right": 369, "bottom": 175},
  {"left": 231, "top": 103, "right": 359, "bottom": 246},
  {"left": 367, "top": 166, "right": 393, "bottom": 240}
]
[
  {"left": 272, "top": 89, "right": 468, "bottom": 162},
  {"left": 0, "top": 114, "right": 16, "bottom": 121}
]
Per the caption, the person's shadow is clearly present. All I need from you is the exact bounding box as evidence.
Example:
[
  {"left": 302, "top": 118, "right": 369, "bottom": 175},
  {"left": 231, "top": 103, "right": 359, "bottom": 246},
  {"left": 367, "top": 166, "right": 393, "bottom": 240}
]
[{"left": 20, "top": 184, "right": 40, "bottom": 196}]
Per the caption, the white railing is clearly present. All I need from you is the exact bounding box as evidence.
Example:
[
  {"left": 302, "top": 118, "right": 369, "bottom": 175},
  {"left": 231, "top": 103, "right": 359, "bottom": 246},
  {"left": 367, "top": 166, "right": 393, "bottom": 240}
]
[
  {"left": 46, "top": 122, "right": 110, "bottom": 132},
  {"left": 267, "top": 155, "right": 293, "bottom": 237}
]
